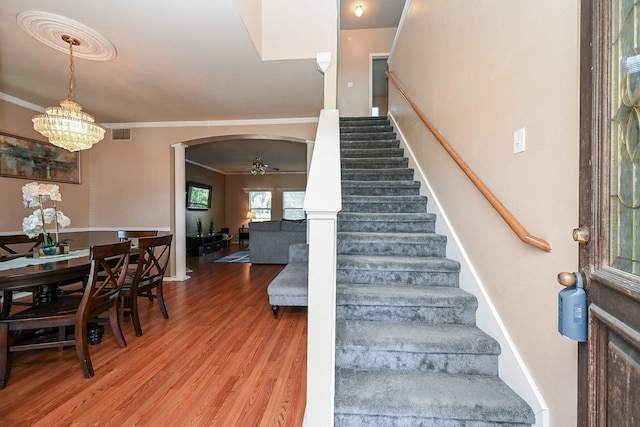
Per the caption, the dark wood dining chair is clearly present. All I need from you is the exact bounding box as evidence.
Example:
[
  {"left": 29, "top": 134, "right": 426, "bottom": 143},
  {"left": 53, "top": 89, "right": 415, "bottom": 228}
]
[
  {"left": 0, "top": 235, "right": 45, "bottom": 317},
  {"left": 0, "top": 234, "right": 44, "bottom": 256},
  {"left": 117, "top": 230, "right": 159, "bottom": 301},
  {"left": 120, "top": 234, "right": 172, "bottom": 337},
  {"left": 118, "top": 230, "right": 158, "bottom": 242},
  {"left": 0, "top": 240, "right": 132, "bottom": 389}
]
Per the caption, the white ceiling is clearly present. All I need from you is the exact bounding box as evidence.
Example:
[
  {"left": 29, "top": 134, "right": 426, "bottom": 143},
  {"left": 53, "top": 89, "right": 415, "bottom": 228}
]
[{"left": 0, "top": 0, "right": 405, "bottom": 174}]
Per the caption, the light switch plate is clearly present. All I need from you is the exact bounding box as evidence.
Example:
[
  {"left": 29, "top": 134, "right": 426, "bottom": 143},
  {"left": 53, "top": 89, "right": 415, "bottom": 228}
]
[{"left": 514, "top": 128, "right": 526, "bottom": 154}]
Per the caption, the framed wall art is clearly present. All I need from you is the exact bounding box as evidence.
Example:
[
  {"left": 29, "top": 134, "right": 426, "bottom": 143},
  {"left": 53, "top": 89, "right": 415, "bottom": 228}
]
[{"left": 0, "top": 132, "right": 80, "bottom": 184}]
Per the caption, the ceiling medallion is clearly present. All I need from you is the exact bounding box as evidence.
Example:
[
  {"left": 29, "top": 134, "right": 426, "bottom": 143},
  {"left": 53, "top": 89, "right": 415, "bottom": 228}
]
[{"left": 16, "top": 10, "right": 117, "bottom": 61}]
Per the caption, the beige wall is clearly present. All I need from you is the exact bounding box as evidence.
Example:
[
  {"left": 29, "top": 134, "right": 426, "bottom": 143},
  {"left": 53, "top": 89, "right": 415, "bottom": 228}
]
[
  {"left": 0, "top": 100, "right": 316, "bottom": 243},
  {"left": 183, "top": 162, "right": 307, "bottom": 242},
  {"left": 388, "top": 1, "right": 579, "bottom": 425},
  {"left": 224, "top": 172, "right": 307, "bottom": 241},
  {"left": 185, "top": 163, "right": 226, "bottom": 236},
  {"left": 0, "top": 101, "right": 92, "bottom": 234},
  {"left": 338, "top": 28, "right": 397, "bottom": 117},
  {"left": 236, "top": 0, "right": 337, "bottom": 61}
]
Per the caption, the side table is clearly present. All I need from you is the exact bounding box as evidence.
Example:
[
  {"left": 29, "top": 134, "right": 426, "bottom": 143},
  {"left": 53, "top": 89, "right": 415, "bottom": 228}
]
[{"left": 239, "top": 226, "right": 250, "bottom": 246}]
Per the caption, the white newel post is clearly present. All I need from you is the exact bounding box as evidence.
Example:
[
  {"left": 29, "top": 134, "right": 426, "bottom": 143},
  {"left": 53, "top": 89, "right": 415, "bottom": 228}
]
[{"left": 303, "top": 109, "right": 341, "bottom": 427}]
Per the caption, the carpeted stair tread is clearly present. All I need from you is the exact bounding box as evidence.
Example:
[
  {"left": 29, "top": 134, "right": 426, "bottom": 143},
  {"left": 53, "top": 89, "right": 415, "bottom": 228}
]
[
  {"left": 342, "top": 195, "right": 427, "bottom": 213},
  {"left": 336, "top": 284, "right": 475, "bottom": 307},
  {"left": 336, "top": 320, "right": 500, "bottom": 355},
  {"left": 341, "top": 148, "right": 405, "bottom": 158},
  {"left": 334, "top": 369, "right": 535, "bottom": 425},
  {"left": 337, "top": 212, "right": 437, "bottom": 233},
  {"left": 340, "top": 116, "right": 389, "bottom": 122},
  {"left": 340, "top": 132, "right": 396, "bottom": 141},
  {"left": 342, "top": 181, "right": 421, "bottom": 196},
  {"left": 342, "top": 179, "right": 420, "bottom": 188},
  {"left": 342, "top": 179, "right": 419, "bottom": 185},
  {"left": 340, "top": 125, "right": 394, "bottom": 133},
  {"left": 341, "top": 168, "right": 415, "bottom": 181},
  {"left": 342, "top": 157, "right": 408, "bottom": 168},
  {"left": 341, "top": 140, "right": 400, "bottom": 149},
  {"left": 337, "top": 231, "right": 444, "bottom": 243},
  {"left": 338, "top": 212, "right": 436, "bottom": 220},
  {"left": 337, "top": 255, "right": 459, "bottom": 287},
  {"left": 339, "top": 122, "right": 391, "bottom": 128},
  {"left": 336, "top": 284, "right": 477, "bottom": 324},
  {"left": 337, "top": 254, "right": 459, "bottom": 272},
  {"left": 337, "top": 232, "right": 446, "bottom": 257},
  {"left": 342, "top": 194, "right": 426, "bottom": 202},
  {"left": 336, "top": 320, "right": 499, "bottom": 375},
  {"left": 338, "top": 212, "right": 436, "bottom": 222}
]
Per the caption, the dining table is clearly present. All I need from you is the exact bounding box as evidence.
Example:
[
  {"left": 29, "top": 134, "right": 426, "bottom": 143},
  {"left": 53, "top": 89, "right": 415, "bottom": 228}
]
[
  {"left": 0, "top": 245, "right": 141, "bottom": 315},
  {"left": 0, "top": 249, "right": 92, "bottom": 316}
]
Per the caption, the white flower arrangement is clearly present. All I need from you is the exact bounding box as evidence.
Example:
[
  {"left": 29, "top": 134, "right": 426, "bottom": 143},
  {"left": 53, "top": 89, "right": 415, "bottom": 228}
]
[{"left": 21, "top": 182, "right": 71, "bottom": 247}]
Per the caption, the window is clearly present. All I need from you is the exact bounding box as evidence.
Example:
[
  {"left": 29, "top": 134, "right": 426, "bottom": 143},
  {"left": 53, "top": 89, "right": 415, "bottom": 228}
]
[
  {"left": 283, "top": 191, "right": 306, "bottom": 220},
  {"left": 249, "top": 191, "right": 272, "bottom": 221}
]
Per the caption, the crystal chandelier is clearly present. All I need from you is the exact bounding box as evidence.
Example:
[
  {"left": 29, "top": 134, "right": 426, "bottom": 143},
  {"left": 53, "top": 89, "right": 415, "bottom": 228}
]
[
  {"left": 32, "top": 35, "right": 105, "bottom": 152},
  {"left": 251, "top": 158, "right": 267, "bottom": 175}
]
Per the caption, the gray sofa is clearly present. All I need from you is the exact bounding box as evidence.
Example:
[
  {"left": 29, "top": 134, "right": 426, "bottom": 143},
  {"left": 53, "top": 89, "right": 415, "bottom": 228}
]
[{"left": 249, "top": 220, "right": 307, "bottom": 264}]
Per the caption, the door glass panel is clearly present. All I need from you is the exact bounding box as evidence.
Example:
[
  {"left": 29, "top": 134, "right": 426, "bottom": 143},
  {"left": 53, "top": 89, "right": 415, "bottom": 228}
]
[{"left": 610, "top": 0, "right": 640, "bottom": 275}]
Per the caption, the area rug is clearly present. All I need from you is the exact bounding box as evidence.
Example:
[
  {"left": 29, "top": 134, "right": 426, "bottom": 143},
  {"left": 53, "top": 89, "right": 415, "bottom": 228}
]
[{"left": 214, "top": 249, "right": 250, "bottom": 263}]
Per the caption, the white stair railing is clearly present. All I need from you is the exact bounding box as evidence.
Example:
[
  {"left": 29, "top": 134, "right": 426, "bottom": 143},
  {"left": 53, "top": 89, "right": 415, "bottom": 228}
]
[{"left": 303, "top": 108, "right": 341, "bottom": 427}]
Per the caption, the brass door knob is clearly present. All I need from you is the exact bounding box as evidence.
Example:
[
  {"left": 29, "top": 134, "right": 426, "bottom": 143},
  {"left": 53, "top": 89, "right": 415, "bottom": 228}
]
[
  {"left": 572, "top": 226, "right": 590, "bottom": 244},
  {"left": 557, "top": 271, "right": 589, "bottom": 290},
  {"left": 557, "top": 272, "right": 577, "bottom": 287}
]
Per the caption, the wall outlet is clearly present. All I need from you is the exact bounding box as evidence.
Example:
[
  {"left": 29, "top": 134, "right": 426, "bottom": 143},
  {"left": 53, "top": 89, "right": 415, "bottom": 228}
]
[{"left": 514, "top": 128, "right": 526, "bottom": 154}]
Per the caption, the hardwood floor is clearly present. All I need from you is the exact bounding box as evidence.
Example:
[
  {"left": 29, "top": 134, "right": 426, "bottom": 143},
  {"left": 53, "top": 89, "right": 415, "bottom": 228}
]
[{"left": 0, "top": 245, "right": 308, "bottom": 426}]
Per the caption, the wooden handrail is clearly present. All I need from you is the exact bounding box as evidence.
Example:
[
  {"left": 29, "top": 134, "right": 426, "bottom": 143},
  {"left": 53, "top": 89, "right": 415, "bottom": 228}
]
[{"left": 387, "top": 71, "right": 552, "bottom": 252}]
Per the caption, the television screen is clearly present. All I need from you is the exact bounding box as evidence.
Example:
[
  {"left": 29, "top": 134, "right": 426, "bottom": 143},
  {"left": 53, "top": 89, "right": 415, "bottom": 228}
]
[{"left": 186, "top": 181, "right": 212, "bottom": 210}]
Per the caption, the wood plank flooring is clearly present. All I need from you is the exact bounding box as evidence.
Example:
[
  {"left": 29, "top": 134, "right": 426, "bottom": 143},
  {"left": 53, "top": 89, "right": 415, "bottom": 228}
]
[{"left": 0, "top": 246, "right": 308, "bottom": 426}]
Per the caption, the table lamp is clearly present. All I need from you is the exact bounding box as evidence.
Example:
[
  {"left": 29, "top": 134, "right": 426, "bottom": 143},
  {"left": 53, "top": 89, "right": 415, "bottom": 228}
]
[{"left": 246, "top": 211, "right": 256, "bottom": 226}]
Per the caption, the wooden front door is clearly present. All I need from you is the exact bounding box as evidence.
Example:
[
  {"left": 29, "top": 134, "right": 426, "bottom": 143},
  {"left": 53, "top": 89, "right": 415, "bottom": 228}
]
[{"left": 578, "top": 0, "right": 640, "bottom": 425}]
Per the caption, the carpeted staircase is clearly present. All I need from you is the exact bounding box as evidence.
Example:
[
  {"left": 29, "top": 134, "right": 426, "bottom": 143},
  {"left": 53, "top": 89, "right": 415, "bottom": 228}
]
[{"left": 334, "top": 116, "right": 535, "bottom": 426}]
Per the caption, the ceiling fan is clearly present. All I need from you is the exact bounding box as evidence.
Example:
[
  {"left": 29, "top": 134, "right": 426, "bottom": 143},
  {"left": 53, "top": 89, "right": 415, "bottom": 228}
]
[{"left": 250, "top": 157, "right": 279, "bottom": 175}]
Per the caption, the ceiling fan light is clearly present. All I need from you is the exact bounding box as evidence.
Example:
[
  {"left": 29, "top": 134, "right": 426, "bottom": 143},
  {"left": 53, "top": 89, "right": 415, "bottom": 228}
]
[{"left": 251, "top": 157, "right": 269, "bottom": 175}]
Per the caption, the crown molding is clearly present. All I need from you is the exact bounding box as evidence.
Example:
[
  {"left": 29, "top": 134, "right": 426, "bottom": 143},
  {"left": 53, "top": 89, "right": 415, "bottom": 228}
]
[
  {"left": 0, "top": 92, "right": 44, "bottom": 113},
  {"left": 1, "top": 92, "right": 319, "bottom": 128}
]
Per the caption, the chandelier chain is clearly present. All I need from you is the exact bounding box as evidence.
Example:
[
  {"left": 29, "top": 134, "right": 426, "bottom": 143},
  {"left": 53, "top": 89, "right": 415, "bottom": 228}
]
[
  {"left": 63, "top": 36, "right": 79, "bottom": 102},
  {"left": 67, "top": 40, "right": 74, "bottom": 102}
]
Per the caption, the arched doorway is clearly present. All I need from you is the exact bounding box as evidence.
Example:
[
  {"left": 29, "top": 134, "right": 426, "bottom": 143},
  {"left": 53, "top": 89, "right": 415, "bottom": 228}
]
[{"left": 172, "top": 135, "right": 311, "bottom": 278}]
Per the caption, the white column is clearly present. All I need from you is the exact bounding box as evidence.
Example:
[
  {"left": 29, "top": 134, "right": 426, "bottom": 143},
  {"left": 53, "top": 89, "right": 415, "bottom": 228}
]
[{"left": 170, "top": 143, "right": 189, "bottom": 281}]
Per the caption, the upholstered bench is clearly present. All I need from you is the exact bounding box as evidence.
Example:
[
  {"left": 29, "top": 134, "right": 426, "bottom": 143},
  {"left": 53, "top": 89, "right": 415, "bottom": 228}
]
[{"left": 267, "top": 243, "right": 308, "bottom": 319}]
